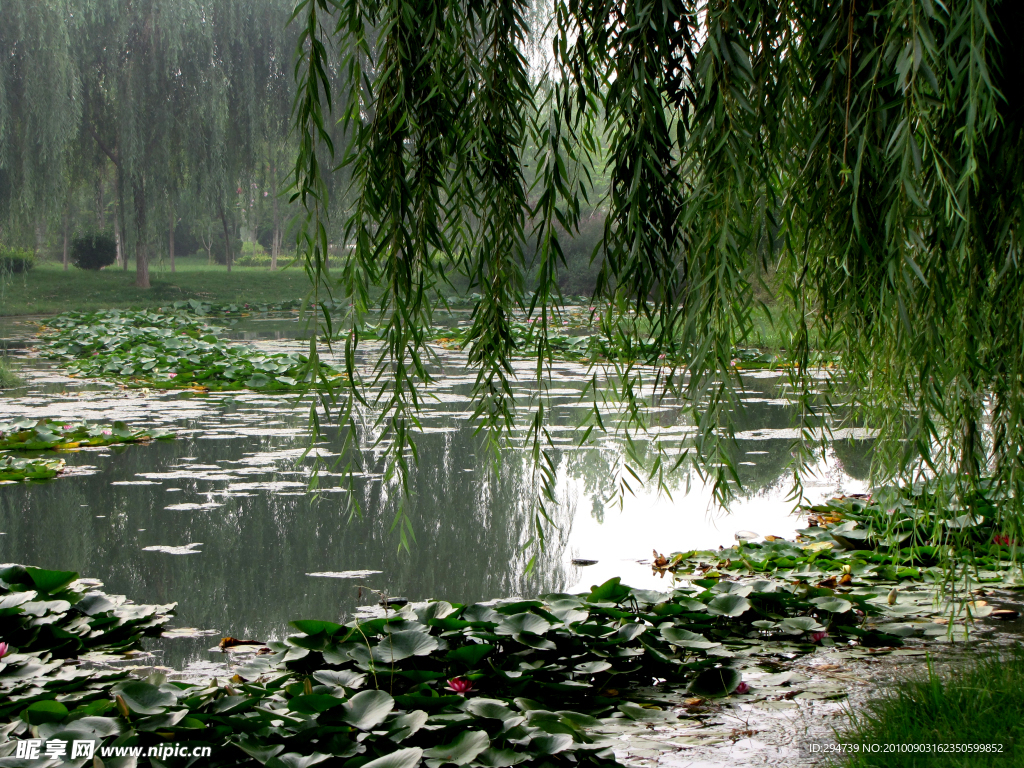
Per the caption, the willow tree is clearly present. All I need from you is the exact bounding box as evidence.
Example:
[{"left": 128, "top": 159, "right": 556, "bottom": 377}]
[
  {"left": 292, "top": 0, "right": 1024, "bottom": 544},
  {"left": 0, "top": 2, "right": 80, "bottom": 247}
]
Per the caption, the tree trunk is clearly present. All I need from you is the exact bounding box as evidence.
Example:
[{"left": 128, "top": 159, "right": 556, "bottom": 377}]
[
  {"left": 96, "top": 175, "right": 106, "bottom": 230},
  {"left": 134, "top": 179, "right": 150, "bottom": 288},
  {"left": 115, "top": 169, "right": 128, "bottom": 271},
  {"left": 168, "top": 205, "right": 175, "bottom": 273},
  {"left": 62, "top": 205, "right": 70, "bottom": 271},
  {"left": 220, "top": 207, "right": 233, "bottom": 273},
  {"left": 270, "top": 153, "right": 279, "bottom": 270}
]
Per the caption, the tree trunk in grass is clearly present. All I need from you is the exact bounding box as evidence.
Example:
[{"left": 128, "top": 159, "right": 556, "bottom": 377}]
[
  {"left": 168, "top": 205, "right": 175, "bottom": 273},
  {"left": 62, "top": 204, "right": 70, "bottom": 271},
  {"left": 96, "top": 176, "right": 106, "bottom": 230},
  {"left": 134, "top": 179, "right": 150, "bottom": 288},
  {"left": 271, "top": 155, "right": 279, "bottom": 271},
  {"left": 220, "top": 208, "right": 232, "bottom": 273}
]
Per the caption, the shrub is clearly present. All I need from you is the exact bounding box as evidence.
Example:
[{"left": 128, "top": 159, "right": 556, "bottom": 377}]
[
  {"left": 234, "top": 241, "right": 271, "bottom": 267},
  {"left": 71, "top": 233, "right": 117, "bottom": 270},
  {"left": 0, "top": 246, "right": 35, "bottom": 276}
]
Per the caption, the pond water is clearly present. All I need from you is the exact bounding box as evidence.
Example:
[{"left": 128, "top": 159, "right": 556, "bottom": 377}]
[{"left": 0, "top": 314, "right": 872, "bottom": 670}]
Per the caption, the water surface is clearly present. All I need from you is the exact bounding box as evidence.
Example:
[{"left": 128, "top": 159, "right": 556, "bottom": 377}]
[{"left": 0, "top": 315, "right": 871, "bottom": 668}]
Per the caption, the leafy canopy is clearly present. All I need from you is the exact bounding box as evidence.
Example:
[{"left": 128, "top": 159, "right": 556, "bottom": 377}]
[{"left": 291, "top": 0, "right": 1024, "bottom": 545}]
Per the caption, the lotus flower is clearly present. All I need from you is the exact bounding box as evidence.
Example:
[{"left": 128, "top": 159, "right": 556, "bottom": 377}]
[
  {"left": 102, "top": 429, "right": 112, "bottom": 436},
  {"left": 811, "top": 631, "right": 829, "bottom": 643},
  {"left": 994, "top": 534, "right": 1015, "bottom": 547},
  {"left": 0, "top": 642, "right": 8, "bottom": 659},
  {"left": 62, "top": 425, "right": 73, "bottom": 431},
  {"left": 167, "top": 372, "right": 177, "bottom": 378},
  {"left": 445, "top": 676, "right": 474, "bottom": 695},
  {"left": 734, "top": 681, "right": 750, "bottom": 694}
]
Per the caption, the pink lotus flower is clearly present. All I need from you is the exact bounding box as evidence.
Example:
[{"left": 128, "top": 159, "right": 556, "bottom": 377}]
[
  {"left": 0, "top": 642, "right": 8, "bottom": 659},
  {"left": 445, "top": 676, "right": 474, "bottom": 696},
  {"left": 62, "top": 425, "right": 73, "bottom": 431},
  {"left": 167, "top": 373, "right": 177, "bottom": 378},
  {"left": 811, "top": 631, "right": 828, "bottom": 643},
  {"left": 734, "top": 681, "right": 750, "bottom": 694},
  {"left": 102, "top": 429, "right": 112, "bottom": 436}
]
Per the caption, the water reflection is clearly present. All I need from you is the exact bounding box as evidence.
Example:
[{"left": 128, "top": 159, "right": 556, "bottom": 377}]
[{"left": 0, "top": 321, "right": 870, "bottom": 669}]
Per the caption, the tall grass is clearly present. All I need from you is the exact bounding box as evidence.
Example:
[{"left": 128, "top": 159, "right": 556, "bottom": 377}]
[
  {"left": 837, "top": 645, "right": 1024, "bottom": 767},
  {"left": 0, "top": 356, "right": 24, "bottom": 389}
]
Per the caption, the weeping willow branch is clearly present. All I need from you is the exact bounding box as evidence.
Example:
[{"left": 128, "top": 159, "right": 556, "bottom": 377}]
[{"left": 290, "top": 0, "right": 1024, "bottom": 554}]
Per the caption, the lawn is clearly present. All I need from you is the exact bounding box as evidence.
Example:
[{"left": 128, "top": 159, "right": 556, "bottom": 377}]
[{"left": 0, "top": 257, "right": 312, "bottom": 316}]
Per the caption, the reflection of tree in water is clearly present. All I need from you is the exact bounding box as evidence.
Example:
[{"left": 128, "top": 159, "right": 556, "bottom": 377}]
[
  {"left": 558, "top": 373, "right": 808, "bottom": 511},
  {"left": 0, "top": 400, "right": 571, "bottom": 669},
  {"left": 831, "top": 438, "right": 875, "bottom": 482}
]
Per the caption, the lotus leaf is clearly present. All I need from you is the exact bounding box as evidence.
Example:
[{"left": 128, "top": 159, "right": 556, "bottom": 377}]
[
  {"left": 706, "top": 594, "right": 752, "bottom": 617},
  {"left": 341, "top": 690, "right": 395, "bottom": 730},
  {"left": 423, "top": 731, "right": 491, "bottom": 765}
]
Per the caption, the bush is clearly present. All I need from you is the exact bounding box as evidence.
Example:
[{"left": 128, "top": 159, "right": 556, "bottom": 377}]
[
  {"left": 234, "top": 241, "right": 271, "bottom": 267},
  {"left": 0, "top": 246, "right": 35, "bottom": 276},
  {"left": 71, "top": 233, "right": 117, "bottom": 270}
]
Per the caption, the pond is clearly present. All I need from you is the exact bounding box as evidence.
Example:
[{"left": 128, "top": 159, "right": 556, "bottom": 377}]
[{"left": 0, "top": 313, "right": 872, "bottom": 672}]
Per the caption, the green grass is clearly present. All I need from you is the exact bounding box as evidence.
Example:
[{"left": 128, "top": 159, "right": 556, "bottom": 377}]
[
  {"left": 0, "top": 355, "right": 24, "bottom": 389},
  {"left": 836, "top": 645, "right": 1024, "bottom": 767},
  {"left": 0, "top": 257, "right": 311, "bottom": 316}
]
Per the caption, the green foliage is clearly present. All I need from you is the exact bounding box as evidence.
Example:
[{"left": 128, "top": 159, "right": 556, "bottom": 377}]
[
  {"left": 236, "top": 241, "right": 272, "bottom": 267},
  {"left": 0, "top": 454, "right": 65, "bottom": 482},
  {"left": 0, "top": 564, "right": 174, "bottom": 677},
  {"left": 0, "top": 355, "right": 24, "bottom": 389},
  {"left": 837, "top": 645, "right": 1024, "bottom": 767},
  {"left": 70, "top": 232, "right": 117, "bottom": 270},
  {"left": 213, "top": 237, "right": 245, "bottom": 266},
  {"left": 291, "top": 0, "right": 1024, "bottom": 546},
  {"left": 0, "top": 417, "right": 174, "bottom": 451},
  {"left": 39, "top": 309, "right": 347, "bottom": 391},
  {"left": 0, "top": 260, "right": 314, "bottom": 317},
  {"left": 0, "top": 246, "right": 34, "bottom": 275},
  {"left": 0, "top": 564, "right": 934, "bottom": 766}
]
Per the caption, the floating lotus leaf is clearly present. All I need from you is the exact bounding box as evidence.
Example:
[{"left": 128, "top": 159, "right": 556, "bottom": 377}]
[
  {"left": 372, "top": 630, "right": 439, "bottom": 663},
  {"left": 810, "top": 597, "right": 853, "bottom": 613},
  {"left": 496, "top": 613, "right": 551, "bottom": 636},
  {"left": 341, "top": 690, "right": 395, "bottom": 730},
  {"left": 362, "top": 748, "right": 424, "bottom": 768},
  {"left": 706, "top": 594, "right": 752, "bottom": 617},
  {"left": 423, "top": 730, "right": 490, "bottom": 765},
  {"left": 779, "top": 616, "right": 825, "bottom": 633},
  {"left": 312, "top": 669, "right": 366, "bottom": 689},
  {"left": 387, "top": 710, "right": 428, "bottom": 742},
  {"left": 266, "top": 752, "right": 332, "bottom": 768},
  {"left": 111, "top": 682, "right": 176, "bottom": 715},
  {"left": 445, "top": 643, "right": 493, "bottom": 667},
  {"left": 687, "top": 667, "right": 742, "bottom": 697},
  {"left": 660, "top": 626, "right": 720, "bottom": 650},
  {"left": 466, "top": 699, "right": 518, "bottom": 721}
]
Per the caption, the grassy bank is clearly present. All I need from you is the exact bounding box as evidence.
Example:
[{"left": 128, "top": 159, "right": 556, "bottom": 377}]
[
  {"left": 0, "top": 258, "right": 310, "bottom": 316},
  {"left": 837, "top": 646, "right": 1024, "bottom": 767}
]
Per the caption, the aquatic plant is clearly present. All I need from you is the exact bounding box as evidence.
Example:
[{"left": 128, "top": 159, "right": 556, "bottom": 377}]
[
  {"left": 0, "top": 563, "right": 944, "bottom": 766},
  {"left": 0, "top": 455, "right": 65, "bottom": 482},
  {"left": 39, "top": 309, "right": 346, "bottom": 391},
  {"left": 0, "top": 418, "right": 173, "bottom": 451}
]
